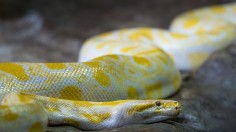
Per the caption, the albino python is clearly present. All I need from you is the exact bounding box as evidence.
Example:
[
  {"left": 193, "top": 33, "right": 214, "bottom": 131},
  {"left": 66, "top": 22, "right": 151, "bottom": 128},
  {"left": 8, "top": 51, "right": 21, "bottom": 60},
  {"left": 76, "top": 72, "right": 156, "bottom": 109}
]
[{"left": 0, "top": 2, "right": 236, "bottom": 131}]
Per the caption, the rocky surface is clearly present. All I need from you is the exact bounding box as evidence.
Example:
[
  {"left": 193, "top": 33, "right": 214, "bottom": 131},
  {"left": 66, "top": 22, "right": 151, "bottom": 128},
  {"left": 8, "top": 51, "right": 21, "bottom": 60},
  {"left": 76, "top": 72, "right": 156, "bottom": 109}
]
[{"left": 0, "top": 0, "right": 236, "bottom": 131}]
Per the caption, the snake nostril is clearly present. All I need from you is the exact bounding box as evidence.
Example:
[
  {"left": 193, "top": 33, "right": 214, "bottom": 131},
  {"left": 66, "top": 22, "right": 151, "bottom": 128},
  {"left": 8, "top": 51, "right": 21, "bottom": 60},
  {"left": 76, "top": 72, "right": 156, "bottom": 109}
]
[{"left": 155, "top": 101, "right": 161, "bottom": 106}]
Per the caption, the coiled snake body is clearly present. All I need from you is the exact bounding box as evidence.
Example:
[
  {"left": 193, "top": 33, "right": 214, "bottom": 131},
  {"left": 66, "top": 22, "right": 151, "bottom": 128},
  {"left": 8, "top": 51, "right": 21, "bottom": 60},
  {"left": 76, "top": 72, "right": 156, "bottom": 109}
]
[{"left": 0, "top": 3, "right": 236, "bottom": 131}]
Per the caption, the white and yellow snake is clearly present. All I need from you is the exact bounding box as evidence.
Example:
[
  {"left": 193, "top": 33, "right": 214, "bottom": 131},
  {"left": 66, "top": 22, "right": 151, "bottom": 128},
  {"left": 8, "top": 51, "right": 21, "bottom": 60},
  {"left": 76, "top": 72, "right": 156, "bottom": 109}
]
[{"left": 0, "top": 2, "right": 236, "bottom": 132}]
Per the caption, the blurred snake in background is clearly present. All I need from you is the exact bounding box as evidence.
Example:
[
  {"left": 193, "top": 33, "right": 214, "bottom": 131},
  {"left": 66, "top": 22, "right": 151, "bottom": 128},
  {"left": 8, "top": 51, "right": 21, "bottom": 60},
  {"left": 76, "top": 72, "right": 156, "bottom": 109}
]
[{"left": 0, "top": 2, "right": 235, "bottom": 131}]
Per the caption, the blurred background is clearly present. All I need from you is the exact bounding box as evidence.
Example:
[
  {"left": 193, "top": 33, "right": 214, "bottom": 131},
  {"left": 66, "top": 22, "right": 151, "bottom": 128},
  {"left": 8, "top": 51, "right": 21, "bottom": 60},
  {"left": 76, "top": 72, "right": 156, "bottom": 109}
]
[
  {"left": 0, "top": 0, "right": 236, "bottom": 131},
  {"left": 0, "top": 0, "right": 234, "bottom": 62}
]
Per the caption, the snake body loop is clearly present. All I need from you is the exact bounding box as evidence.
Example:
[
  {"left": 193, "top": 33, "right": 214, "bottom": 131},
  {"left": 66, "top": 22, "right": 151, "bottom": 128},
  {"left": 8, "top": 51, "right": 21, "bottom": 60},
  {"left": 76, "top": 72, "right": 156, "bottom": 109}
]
[{"left": 0, "top": 2, "right": 235, "bottom": 131}]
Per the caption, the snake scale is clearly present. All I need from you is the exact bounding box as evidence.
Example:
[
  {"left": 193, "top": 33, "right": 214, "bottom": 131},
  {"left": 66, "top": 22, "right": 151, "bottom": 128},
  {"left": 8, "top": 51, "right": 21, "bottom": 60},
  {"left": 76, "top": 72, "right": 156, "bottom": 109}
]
[{"left": 0, "top": 2, "right": 236, "bottom": 131}]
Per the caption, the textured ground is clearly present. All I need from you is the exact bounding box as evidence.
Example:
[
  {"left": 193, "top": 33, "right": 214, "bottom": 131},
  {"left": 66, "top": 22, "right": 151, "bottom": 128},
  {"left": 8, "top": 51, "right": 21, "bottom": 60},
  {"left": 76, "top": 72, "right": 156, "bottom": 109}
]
[{"left": 0, "top": 0, "right": 236, "bottom": 131}]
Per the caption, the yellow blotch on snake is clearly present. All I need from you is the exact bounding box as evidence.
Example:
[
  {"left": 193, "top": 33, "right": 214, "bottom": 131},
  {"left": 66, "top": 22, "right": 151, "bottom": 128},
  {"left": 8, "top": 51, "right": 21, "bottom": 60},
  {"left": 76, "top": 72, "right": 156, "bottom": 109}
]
[
  {"left": 136, "top": 49, "right": 164, "bottom": 56},
  {"left": 29, "top": 122, "right": 43, "bottom": 132},
  {"left": 46, "top": 105, "right": 60, "bottom": 112},
  {"left": 157, "top": 32, "right": 170, "bottom": 43},
  {"left": 82, "top": 113, "right": 112, "bottom": 124},
  {"left": 211, "top": 6, "right": 226, "bottom": 13},
  {"left": 127, "top": 86, "right": 139, "bottom": 99},
  {"left": 157, "top": 55, "right": 169, "bottom": 64},
  {"left": 60, "top": 86, "right": 82, "bottom": 100},
  {"left": 96, "top": 101, "right": 129, "bottom": 106},
  {"left": 64, "top": 118, "right": 80, "bottom": 126},
  {"left": 170, "top": 33, "right": 188, "bottom": 39},
  {"left": 2, "top": 108, "right": 19, "bottom": 121},
  {"left": 129, "top": 29, "right": 154, "bottom": 41},
  {"left": 18, "top": 94, "right": 33, "bottom": 103},
  {"left": 145, "top": 83, "right": 162, "bottom": 99},
  {"left": 133, "top": 57, "right": 151, "bottom": 67},
  {"left": 184, "top": 18, "right": 200, "bottom": 29},
  {"left": 48, "top": 97, "right": 59, "bottom": 103},
  {"left": 127, "top": 103, "right": 155, "bottom": 115},
  {"left": 128, "top": 68, "right": 135, "bottom": 74},
  {"left": 45, "top": 63, "right": 66, "bottom": 70},
  {"left": 74, "top": 101, "right": 126, "bottom": 108},
  {"left": 85, "top": 62, "right": 111, "bottom": 87},
  {"left": 121, "top": 46, "right": 137, "bottom": 53},
  {"left": 93, "top": 70, "right": 111, "bottom": 87},
  {"left": 96, "top": 40, "right": 114, "bottom": 49},
  {"left": 0, "top": 63, "right": 29, "bottom": 81},
  {"left": 108, "top": 55, "right": 119, "bottom": 60}
]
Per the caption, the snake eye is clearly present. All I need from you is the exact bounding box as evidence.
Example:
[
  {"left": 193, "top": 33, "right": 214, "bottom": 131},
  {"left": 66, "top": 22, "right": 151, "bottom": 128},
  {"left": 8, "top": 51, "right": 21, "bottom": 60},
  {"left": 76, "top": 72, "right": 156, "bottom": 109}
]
[{"left": 155, "top": 101, "right": 161, "bottom": 106}]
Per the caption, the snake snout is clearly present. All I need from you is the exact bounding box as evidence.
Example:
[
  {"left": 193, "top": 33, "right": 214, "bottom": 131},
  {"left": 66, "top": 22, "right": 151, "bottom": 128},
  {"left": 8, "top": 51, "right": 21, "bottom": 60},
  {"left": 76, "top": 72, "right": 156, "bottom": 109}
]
[{"left": 156, "top": 100, "right": 181, "bottom": 116}]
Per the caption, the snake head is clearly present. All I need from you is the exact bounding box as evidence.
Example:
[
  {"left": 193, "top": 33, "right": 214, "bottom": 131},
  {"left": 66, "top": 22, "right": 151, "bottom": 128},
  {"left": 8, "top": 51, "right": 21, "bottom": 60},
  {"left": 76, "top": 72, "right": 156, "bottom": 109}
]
[{"left": 120, "top": 100, "right": 181, "bottom": 124}]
